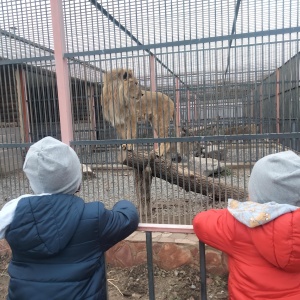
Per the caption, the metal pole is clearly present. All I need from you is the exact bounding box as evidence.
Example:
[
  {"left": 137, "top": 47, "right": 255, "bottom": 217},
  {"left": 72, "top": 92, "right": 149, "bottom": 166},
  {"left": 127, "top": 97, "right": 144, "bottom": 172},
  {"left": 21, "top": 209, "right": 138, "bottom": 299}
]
[
  {"left": 15, "top": 68, "right": 31, "bottom": 143},
  {"left": 276, "top": 69, "right": 280, "bottom": 134},
  {"left": 176, "top": 78, "right": 180, "bottom": 137},
  {"left": 259, "top": 85, "right": 263, "bottom": 134},
  {"left": 187, "top": 90, "right": 191, "bottom": 124},
  {"left": 150, "top": 54, "right": 159, "bottom": 150},
  {"left": 146, "top": 231, "right": 155, "bottom": 300},
  {"left": 199, "top": 241, "right": 207, "bottom": 300},
  {"left": 50, "top": 0, "right": 73, "bottom": 144}
]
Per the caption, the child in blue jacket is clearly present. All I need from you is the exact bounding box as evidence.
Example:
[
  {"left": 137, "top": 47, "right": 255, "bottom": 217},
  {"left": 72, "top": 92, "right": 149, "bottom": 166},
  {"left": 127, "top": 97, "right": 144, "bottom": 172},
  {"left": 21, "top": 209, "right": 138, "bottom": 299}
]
[{"left": 0, "top": 136, "right": 139, "bottom": 300}]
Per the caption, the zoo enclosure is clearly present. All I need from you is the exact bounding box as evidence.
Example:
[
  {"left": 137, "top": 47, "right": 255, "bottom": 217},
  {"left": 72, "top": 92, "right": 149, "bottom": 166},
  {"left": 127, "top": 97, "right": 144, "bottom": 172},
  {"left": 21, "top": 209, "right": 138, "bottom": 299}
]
[{"left": 0, "top": 0, "right": 300, "bottom": 225}]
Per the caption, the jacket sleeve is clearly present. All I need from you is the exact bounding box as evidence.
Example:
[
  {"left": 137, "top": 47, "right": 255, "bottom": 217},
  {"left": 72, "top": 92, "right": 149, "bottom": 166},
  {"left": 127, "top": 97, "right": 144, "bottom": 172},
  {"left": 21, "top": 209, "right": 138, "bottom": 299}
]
[
  {"left": 193, "top": 209, "right": 236, "bottom": 254},
  {"left": 98, "top": 200, "right": 139, "bottom": 251}
]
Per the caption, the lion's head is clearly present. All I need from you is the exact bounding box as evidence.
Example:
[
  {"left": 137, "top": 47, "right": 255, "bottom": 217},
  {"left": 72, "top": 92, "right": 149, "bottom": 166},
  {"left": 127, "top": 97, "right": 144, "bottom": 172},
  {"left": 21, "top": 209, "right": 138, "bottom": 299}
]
[{"left": 103, "top": 68, "right": 134, "bottom": 84}]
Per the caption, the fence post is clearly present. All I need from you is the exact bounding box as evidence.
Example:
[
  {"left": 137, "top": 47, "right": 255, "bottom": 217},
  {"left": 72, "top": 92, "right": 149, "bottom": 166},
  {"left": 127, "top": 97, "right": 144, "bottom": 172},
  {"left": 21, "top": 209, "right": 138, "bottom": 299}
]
[
  {"left": 146, "top": 231, "right": 155, "bottom": 300},
  {"left": 187, "top": 90, "right": 190, "bottom": 125},
  {"left": 50, "top": 0, "right": 73, "bottom": 144},
  {"left": 199, "top": 241, "right": 207, "bottom": 300}
]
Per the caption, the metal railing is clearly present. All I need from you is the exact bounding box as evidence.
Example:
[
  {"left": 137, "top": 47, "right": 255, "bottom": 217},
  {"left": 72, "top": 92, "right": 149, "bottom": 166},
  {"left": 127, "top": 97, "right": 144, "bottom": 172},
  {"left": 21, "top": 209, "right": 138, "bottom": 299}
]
[{"left": 133, "top": 224, "right": 207, "bottom": 300}]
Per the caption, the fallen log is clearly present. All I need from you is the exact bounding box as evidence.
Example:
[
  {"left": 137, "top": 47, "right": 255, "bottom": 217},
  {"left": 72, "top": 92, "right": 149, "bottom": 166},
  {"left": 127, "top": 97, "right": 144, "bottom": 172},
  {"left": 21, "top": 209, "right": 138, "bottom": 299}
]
[
  {"left": 118, "top": 149, "right": 246, "bottom": 203},
  {"left": 134, "top": 165, "right": 152, "bottom": 219}
]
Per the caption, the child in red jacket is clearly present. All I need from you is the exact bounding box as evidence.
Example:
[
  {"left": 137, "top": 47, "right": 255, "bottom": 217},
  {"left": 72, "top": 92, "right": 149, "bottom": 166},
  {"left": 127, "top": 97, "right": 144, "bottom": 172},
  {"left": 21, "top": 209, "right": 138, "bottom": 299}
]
[{"left": 193, "top": 151, "right": 300, "bottom": 300}]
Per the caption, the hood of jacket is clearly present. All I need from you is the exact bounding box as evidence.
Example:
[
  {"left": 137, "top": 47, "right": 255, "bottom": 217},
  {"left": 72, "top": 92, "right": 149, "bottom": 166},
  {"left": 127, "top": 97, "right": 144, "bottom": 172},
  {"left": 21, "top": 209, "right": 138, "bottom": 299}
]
[
  {"left": 228, "top": 199, "right": 300, "bottom": 272},
  {"left": 6, "top": 194, "right": 85, "bottom": 257},
  {"left": 249, "top": 209, "right": 300, "bottom": 272}
]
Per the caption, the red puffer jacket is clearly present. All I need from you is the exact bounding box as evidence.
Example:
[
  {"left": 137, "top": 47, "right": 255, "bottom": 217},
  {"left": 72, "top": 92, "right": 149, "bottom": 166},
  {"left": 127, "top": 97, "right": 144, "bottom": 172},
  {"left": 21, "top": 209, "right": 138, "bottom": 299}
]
[{"left": 193, "top": 209, "right": 300, "bottom": 300}]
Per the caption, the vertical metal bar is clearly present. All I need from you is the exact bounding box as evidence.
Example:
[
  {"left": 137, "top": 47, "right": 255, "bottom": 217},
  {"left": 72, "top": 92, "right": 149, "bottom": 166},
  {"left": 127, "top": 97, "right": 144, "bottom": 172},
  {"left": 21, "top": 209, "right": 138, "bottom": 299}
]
[
  {"left": 50, "top": 0, "right": 73, "bottom": 144},
  {"left": 146, "top": 231, "right": 155, "bottom": 300},
  {"left": 194, "top": 94, "right": 198, "bottom": 121},
  {"left": 88, "top": 84, "right": 97, "bottom": 141},
  {"left": 250, "top": 90, "right": 254, "bottom": 120},
  {"left": 187, "top": 90, "right": 190, "bottom": 124},
  {"left": 259, "top": 85, "right": 263, "bottom": 134},
  {"left": 104, "top": 255, "right": 109, "bottom": 300},
  {"left": 150, "top": 54, "right": 156, "bottom": 92},
  {"left": 276, "top": 69, "right": 280, "bottom": 134},
  {"left": 175, "top": 78, "right": 180, "bottom": 137},
  {"left": 199, "top": 241, "right": 207, "bottom": 300}
]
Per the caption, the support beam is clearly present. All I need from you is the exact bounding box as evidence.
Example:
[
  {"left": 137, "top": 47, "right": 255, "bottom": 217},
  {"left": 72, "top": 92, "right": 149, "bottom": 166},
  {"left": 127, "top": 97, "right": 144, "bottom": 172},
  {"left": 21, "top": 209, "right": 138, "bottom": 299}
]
[
  {"left": 50, "top": 0, "right": 73, "bottom": 144},
  {"left": 224, "top": 0, "right": 242, "bottom": 79},
  {"left": 15, "top": 68, "right": 30, "bottom": 143},
  {"left": 150, "top": 54, "right": 158, "bottom": 149}
]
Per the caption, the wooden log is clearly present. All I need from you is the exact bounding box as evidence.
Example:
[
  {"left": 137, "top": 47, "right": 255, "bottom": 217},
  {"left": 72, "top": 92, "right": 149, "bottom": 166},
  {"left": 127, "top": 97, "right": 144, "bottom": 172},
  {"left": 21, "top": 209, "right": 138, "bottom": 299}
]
[
  {"left": 118, "top": 149, "right": 246, "bottom": 202},
  {"left": 134, "top": 165, "right": 152, "bottom": 221}
]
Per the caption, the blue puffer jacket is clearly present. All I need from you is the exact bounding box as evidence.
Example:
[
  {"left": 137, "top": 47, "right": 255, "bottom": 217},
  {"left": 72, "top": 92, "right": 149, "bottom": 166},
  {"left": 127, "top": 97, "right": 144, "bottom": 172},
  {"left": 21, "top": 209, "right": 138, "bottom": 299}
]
[{"left": 5, "top": 194, "right": 139, "bottom": 300}]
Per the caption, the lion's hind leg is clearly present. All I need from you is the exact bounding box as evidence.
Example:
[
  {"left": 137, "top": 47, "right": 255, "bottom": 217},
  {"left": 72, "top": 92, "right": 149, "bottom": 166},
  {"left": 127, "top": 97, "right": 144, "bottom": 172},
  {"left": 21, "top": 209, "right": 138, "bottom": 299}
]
[
  {"left": 152, "top": 116, "right": 171, "bottom": 157},
  {"left": 115, "top": 124, "right": 126, "bottom": 150},
  {"left": 116, "top": 114, "right": 137, "bottom": 151},
  {"left": 155, "top": 140, "right": 171, "bottom": 157}
]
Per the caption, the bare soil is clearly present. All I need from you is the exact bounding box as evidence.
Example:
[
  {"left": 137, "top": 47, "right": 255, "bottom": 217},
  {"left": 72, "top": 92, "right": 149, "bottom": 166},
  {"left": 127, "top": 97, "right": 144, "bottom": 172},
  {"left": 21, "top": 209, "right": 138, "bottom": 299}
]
[
  {"left": 107, "top": 264, "right": 228, "bottom": 299},
  {"left": 0, "top": 251, "right": 228, "bottom": 299},
  {"left": 0, "top": 253, "right": 9, "bottom": 300}
]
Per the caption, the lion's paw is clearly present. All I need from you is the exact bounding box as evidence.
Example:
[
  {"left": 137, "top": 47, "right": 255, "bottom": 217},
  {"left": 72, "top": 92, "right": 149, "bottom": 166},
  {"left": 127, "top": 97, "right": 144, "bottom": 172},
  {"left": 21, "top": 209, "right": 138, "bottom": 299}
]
[
  {"left": 154, "top": 149, "right": 164, "bottom": 157},
  {"left": 121, "top": 143, "right": 134, "bottom": 151}
]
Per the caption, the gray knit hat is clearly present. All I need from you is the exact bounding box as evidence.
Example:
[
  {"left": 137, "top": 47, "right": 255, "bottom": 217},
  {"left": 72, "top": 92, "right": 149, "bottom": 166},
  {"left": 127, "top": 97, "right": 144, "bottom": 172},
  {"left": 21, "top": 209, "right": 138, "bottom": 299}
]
[
  {"left": 248, "top": 151, "right": 300, "bottom": 206},
  {"left": 23, "top": 136, "right": 82, "bottom": 195}
]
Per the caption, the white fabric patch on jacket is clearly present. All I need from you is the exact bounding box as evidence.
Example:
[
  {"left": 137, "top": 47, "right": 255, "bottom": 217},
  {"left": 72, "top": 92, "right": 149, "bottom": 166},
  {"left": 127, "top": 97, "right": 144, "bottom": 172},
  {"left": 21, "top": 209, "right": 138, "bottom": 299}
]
[
  {"left": 0, "top": 194, "right": 49, "bottom": 239},
  {"left": 227, "top": 198, "right": 299, "bottom": 228}
]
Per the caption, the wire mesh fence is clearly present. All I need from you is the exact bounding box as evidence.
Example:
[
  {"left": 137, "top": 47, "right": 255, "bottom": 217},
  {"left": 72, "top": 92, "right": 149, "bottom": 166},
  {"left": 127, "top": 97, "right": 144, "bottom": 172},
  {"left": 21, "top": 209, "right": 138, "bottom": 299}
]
[{"left": 0, "top": 0, "right": 300, "bottom": 224}]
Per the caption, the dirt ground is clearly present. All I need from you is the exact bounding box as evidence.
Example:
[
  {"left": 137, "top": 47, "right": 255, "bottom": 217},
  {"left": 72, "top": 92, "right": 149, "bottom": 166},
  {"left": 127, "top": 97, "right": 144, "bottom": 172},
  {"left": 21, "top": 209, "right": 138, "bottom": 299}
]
[
  {"left": 0, "top": 252, "right": 9, "bottom": 300},
  {"left": 107, "top": 264, "right": 228, "bottom": 300},
  {"left": 0, "top": 250, "right": 228, "bottom": 299}
]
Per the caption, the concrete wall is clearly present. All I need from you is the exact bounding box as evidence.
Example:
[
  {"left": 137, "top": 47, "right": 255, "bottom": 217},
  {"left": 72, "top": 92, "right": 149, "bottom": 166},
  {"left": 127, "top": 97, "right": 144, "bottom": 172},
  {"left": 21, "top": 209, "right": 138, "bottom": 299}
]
[
  {"left": 106, "top": 231, "right": 228, "bottom": 275},
  {"left": 0, "top": 233, "right": 228, "bottom": 276}
]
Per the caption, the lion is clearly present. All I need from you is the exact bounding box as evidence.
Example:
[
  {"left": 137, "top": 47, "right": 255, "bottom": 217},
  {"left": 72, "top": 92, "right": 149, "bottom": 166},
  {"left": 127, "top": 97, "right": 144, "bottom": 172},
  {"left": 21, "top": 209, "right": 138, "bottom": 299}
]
[
  {"left": 102, "top": 68, "right": 175, "bottom": 156},
  {"left": 101, "top": 69, "right": 142, "bottom": 150},
  {"left": 103, "top": 68, "right": 134, "bottom": 84},
  {"left": 118, "top": 81, "right": 175, "bottom": 156},
  {"left": 136, "top": 90, "right": 175, "bottom": 156}
]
